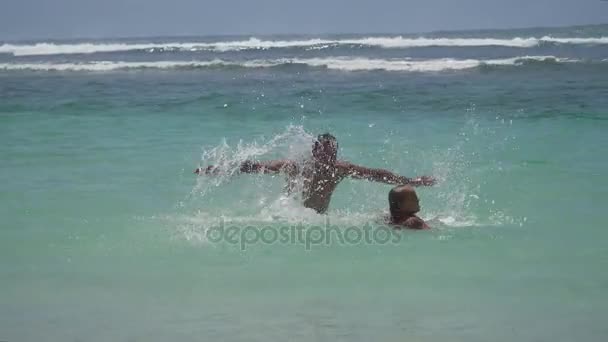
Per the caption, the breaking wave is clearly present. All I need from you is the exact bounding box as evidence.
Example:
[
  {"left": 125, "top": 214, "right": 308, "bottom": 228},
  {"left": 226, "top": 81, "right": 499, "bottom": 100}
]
[
  {"left": 1, "top": 36, "right": 608, "bottom": 56},
  {"left": 0, "top": 56, "right": 586, "bottom": 72}
]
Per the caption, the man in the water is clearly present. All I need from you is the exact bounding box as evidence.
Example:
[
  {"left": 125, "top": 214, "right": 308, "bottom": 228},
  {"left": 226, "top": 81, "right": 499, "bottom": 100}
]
[
  {"left": 195, "top": 133, "right": 435, "bottom": 214},
  {"left": 388, "top": 185, "right": 430, "bottom": 229}
]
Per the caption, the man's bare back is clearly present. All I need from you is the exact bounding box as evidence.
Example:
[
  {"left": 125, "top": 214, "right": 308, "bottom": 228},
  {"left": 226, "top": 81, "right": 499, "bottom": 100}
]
[{"left": 196, "top": 133, "right": 435, "bottom": 213}]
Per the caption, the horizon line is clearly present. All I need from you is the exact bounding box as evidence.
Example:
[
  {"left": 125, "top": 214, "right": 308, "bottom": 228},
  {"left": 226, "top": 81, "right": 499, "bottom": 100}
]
[{"left": 2, "top": 23, "right": 607, "bottom": 44}]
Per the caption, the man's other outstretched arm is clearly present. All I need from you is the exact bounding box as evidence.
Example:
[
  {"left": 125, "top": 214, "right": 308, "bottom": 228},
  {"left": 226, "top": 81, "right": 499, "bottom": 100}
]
[
  {"left": 338, "top": 162, "right": 435, "bottom": 186},
  {"left": 238, "top": 160, "right": 296, "bottom": 174},
  {"left": 195, "top": 160, "right": 296, "bottom": 175}
]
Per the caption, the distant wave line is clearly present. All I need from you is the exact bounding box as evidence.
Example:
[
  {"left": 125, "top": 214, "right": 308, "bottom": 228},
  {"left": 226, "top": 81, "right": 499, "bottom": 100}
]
[
  {"left": 1, "top": 36, "right": 608, "bottom": 56},
  {"left": 0, "top": 56, "right": 591, "bottom": 72}
]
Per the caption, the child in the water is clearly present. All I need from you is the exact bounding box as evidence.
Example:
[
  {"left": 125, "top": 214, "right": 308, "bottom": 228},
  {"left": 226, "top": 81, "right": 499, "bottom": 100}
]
[{"left": 388, "top": 185, "right": 430, "bottom": 229}]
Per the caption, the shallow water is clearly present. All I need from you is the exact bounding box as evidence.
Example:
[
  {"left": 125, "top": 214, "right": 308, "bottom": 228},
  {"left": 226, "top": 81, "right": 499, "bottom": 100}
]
[{"left": 1, "top": 26, "right": 608, "bottom": 341}]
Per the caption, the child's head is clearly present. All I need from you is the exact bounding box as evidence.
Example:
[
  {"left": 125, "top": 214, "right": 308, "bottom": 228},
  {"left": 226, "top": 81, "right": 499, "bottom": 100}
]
[{"left": 389, "top": 185, "right": 420, "bottom": 217}]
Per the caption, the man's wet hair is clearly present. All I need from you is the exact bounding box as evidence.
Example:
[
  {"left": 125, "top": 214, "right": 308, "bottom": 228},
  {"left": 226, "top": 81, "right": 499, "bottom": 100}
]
[{"left": 317, "top": 133, "right": 338, "bottom": 150}]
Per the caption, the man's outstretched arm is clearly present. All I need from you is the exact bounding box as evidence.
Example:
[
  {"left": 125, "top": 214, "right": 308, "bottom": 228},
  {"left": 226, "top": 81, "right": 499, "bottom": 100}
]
[
  {"left": 338, "top": 162, "right": 435, "bottom": 186},
  {"left": 195, "top": 160, "right": 296, "bottom": 175}
]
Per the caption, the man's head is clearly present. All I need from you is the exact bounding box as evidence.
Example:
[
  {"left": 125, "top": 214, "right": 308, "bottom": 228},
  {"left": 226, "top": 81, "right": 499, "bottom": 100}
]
[
  {"left": 312, "top": 133, "right": 338, "bottom": 164},
  {"left": 389, "top": 185, "right": 421, "bottom": 217}
]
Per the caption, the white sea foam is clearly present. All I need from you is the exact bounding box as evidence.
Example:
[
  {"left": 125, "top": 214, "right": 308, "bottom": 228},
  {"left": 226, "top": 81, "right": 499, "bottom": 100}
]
[
  {"left": 0, "top": 42, "right": 172, "bottom": 56},
  {"left": 288, "top": 56, "right": 575, "bottom": 71},
  {"left": 0, "top": 59, "right": 277, "bottom": 71},
  {"left": 0, "top": 56, "right": 579, "bottom": 72},
  {"left": 0, "top": 38, "right": 333, "bottom": 56},
  {"left": 1, "top": 36, "right": 607, "bottom": 56}
]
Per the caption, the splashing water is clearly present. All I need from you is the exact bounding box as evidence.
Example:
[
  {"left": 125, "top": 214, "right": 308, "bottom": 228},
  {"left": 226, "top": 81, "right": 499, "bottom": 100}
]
[
  {"left": 191, "top": 125, "right": 314, "bottom": 197},
  {"left": 171, "top": 120, "right": 521, "bottom": 243}
]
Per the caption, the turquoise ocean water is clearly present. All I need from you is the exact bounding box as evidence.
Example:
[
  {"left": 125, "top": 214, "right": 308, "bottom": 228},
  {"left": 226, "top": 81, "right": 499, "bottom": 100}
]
[{"left": 1, "top": 25, "right": 608, "bottom": 341}]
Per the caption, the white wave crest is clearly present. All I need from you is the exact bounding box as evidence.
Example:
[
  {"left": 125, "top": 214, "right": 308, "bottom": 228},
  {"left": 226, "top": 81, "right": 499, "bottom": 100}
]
[
  {"left": 0, "top": 38, "right": 335, "bottom": 56},
  {"left": 0, "top": 56, "right": 579, "bottom": 73},
  {"left": 289, "top": 56, "right": 576, "bottom": 71},
  {"left": 0, "top": 42, "right": 172, "bottom": 56},
  {"left": 1, "top": 36, "right": 608, "bottom": 56},
  {"left": 0, "top": 59, "right": 277, "bottom": 71}
]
